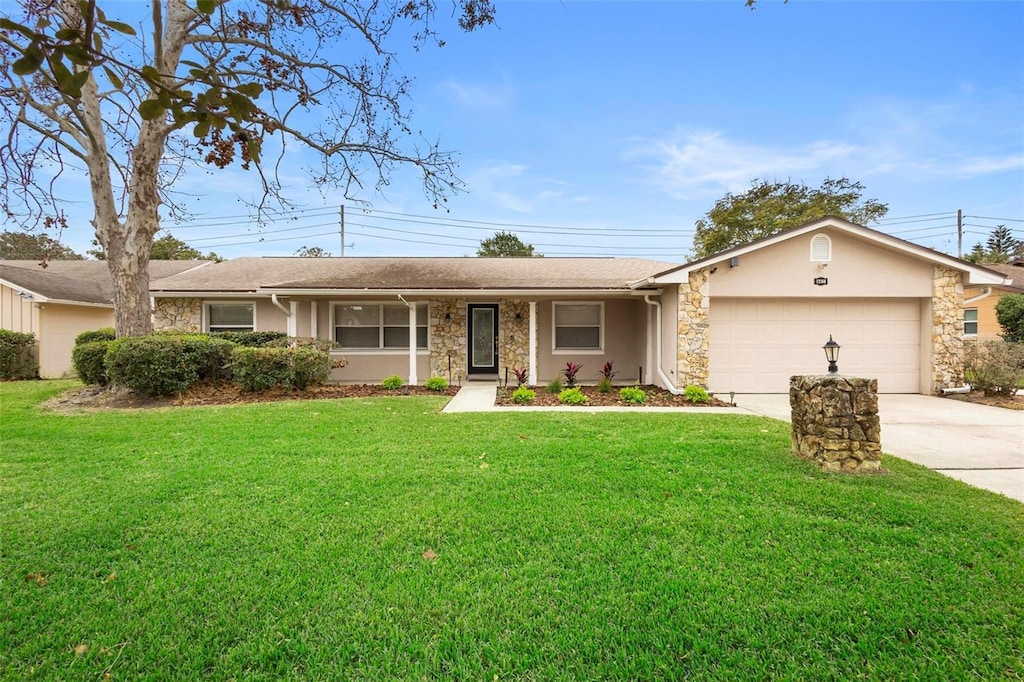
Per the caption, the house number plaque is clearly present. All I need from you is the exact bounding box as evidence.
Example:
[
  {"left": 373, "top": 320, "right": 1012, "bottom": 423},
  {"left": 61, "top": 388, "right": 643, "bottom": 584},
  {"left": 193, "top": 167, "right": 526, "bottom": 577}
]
[{"left": 814, "top": 277, "right": 828, "bottom": 286}]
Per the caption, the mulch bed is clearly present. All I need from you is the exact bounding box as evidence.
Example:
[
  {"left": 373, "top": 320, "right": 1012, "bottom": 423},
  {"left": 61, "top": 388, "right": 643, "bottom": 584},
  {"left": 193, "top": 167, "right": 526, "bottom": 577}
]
[
  {"left": 494, "top": 385, "right": 733, "bottom": 408},
  {"left": 942, "top": 391, "right": 1023, "bottom": 411}
]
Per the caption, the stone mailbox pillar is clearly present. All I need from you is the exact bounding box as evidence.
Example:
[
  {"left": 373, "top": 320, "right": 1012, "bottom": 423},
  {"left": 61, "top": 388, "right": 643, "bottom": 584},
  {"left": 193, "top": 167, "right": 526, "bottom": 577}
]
[{"left": 789, "top": 375, "right": 881, "bottom": 472}]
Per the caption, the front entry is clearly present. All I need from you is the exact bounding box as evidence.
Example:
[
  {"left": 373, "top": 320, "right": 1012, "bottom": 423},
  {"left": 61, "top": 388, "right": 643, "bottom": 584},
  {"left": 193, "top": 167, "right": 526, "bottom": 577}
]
[{"left": 467, "top": 303, "right": 499, "bottom": 375}]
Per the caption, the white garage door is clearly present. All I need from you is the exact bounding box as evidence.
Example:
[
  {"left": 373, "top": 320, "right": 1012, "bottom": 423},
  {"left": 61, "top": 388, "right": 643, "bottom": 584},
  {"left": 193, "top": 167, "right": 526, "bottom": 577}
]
[{"left": 709, "top": 298, "right": 922, "bottom": 394}]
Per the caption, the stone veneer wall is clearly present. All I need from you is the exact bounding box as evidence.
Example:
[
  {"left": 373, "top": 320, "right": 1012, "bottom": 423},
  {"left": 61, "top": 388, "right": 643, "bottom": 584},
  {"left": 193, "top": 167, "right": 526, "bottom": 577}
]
[
  {"left": 498, "top": 298, "right": 530, "bottom": 377},
  {"left": 676, "top": 267, "right": 710, "bottom": 388},
  {"left": 932, "top": 265, "right": 964, "bottom": 392},
  {"left": 153, "top": 297, "right": 202, "bottom": 332},
  {"left": 790, "top": 375, "right": 881, "bottom": 472},
  {"left": 429, "top": 298, "right": 467, "bottom": 382}
]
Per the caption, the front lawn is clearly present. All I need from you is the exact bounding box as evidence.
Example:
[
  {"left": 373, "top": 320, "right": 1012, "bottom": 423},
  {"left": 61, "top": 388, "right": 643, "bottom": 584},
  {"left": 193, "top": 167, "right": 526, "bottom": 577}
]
[{"left": 2, "top": 381, "right": 1022, "bottom": 679}]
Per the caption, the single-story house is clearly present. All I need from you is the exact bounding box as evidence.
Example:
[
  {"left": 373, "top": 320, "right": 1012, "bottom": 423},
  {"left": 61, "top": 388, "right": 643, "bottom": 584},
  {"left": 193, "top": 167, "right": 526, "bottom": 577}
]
[
  {"left": 962, "top": 260, "right": 1024, "bottom": 340},
  {"left": 149, "top": 217, "right": 1010, "bottom": 394},
  {"left": 1, "top": 259, "right": 208, "bottom": 377}
]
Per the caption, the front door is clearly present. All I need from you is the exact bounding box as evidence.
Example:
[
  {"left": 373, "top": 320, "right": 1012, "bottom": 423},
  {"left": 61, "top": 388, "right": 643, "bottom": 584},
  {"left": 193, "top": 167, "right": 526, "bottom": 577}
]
[{"left": 467, "top": 303, "right": 499, "bottom": 375}]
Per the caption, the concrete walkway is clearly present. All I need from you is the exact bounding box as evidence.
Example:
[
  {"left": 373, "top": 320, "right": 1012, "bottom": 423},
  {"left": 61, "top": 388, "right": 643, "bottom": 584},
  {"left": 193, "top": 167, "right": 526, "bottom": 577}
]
[
  {"left": 736, "top": 394, "right": 1024, "bottom": 503},
  {"left": 443, "top": 384, "right": 1023, "bottom": 503}
]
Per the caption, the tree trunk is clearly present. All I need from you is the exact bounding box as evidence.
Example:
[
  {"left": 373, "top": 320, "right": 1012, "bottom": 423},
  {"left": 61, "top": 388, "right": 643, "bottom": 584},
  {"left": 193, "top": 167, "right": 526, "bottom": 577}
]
[{"left": 105, "top": 221, "right": 155, "bottom": 337}]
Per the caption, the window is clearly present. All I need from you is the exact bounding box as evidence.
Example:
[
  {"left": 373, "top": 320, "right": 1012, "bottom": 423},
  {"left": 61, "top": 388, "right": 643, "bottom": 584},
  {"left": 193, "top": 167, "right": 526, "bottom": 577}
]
[
  {"left": 553, "top": 302, "right": 602, "bottom": 351},
  {"left": 334, "top": 303, "right": 427, "bottom": 350},
  {"left": 963, "top": 308, "right": 978, "bottom": 336},
  {"left": 810, "top": 233, "right": 832, "bottom": 263},
  {"left": 206, "top": 303, "right": 254, "bottom": 332}
]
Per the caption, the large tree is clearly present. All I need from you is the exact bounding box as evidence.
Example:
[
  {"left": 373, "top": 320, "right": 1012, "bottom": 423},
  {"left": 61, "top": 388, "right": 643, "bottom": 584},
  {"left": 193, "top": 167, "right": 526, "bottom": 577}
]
[
  {"left": 0, "top": 0, "right": 493, "bottom": 336},
  {"left": 965, "top": 226, "right": 1023, "bottom": 264},
  {"left": 0, "top": 230, "right": 84, "bottom": 260},
  {"left": 476, "top": 231, "right": 539, "bottom": 257},
  {"left": 692, "top": 177, "right": 889, "bottom": 259}
]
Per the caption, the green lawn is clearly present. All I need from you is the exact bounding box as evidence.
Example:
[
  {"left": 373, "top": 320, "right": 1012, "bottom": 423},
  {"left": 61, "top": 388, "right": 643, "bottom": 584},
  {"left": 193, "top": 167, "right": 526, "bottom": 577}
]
[{"left": 2, "top": 381, "right": 1022, "bottom": 680}]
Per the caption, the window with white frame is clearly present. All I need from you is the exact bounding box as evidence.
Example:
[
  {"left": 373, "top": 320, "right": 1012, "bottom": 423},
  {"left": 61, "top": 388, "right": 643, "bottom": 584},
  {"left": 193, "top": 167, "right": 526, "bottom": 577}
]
[
  {"left": 553, "top": 302, "right": 602, "bottom": 351},
  {"left": 334, "top": 302, "right": 428, "bottom": 350},
  {"left": 206, "top": 303, "right": 254, "bottom": 332},
  {"left": 963, "top": 308, "right": 978, "bottom": 336}
]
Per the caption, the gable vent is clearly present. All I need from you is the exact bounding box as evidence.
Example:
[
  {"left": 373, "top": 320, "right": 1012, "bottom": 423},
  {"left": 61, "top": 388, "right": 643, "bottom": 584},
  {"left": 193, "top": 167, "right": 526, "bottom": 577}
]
[{"left": 810, "top": 234, "right": 832, "bottom": 263}]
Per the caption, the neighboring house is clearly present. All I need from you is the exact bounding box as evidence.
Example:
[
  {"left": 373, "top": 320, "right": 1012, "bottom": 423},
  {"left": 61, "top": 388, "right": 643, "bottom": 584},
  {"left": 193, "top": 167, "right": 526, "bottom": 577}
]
[
  {"left": 1, "top": 260, "right": 209, "bottom": 377},
  {"left": 962, "top": 260, "right": 1024, "bottom": 340},
  {"left": 149, "top": 217, "right": 1009, "bottom": 395}
]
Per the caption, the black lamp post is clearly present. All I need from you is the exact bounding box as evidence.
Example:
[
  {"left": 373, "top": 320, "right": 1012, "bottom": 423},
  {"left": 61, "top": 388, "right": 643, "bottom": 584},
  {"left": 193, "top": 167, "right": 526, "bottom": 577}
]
[{"left": 823, "top": 335, "right": 840, "bottom": 374}]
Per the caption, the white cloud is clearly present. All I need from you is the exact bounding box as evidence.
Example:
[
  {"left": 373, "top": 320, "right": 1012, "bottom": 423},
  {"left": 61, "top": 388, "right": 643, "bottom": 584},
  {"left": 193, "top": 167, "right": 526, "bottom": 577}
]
[
  {"left": 625, "top": 130, "right": 859, "bottom": 200},
  {"left": 439, "top": 77, "right": 514, "bottom": 109}
]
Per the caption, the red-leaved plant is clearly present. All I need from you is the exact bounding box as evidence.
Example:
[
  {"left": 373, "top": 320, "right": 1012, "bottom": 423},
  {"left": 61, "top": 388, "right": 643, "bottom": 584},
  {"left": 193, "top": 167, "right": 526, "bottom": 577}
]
[
  {"left": 562, "top": 361, "right": 583, "bottom": 388},
  {"left": 598, "top": 361, "right": 617, "bottom": 380},
  {"left": 513, "top": 367, "right": 529, "bottom": 387}
]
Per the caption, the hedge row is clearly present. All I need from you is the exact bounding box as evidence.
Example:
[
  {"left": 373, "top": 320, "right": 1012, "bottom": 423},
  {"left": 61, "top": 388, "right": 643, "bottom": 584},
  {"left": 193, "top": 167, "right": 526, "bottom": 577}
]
[
  {"left": 0, "top": 329, "right": 37, "bottom": 379},
  {"left": 70, "top": 329, "right": 332, "bottom": 397}
]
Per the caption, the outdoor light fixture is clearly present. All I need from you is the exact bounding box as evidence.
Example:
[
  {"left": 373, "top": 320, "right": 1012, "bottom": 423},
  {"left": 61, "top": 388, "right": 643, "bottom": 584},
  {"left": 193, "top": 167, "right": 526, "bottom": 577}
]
[
  {"left": 444, "top": 312, "right": 452, "bottom": 323},
  {"left": 515, "top": 312, "right": 523, "bottom": 321},
  {"left": 823, "top": 335, "right": 840, "bottom": 374}
]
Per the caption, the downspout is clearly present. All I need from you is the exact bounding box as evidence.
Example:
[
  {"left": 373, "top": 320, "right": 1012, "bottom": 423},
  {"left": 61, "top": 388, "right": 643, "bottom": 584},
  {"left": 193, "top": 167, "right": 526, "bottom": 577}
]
[
  {"left": 270, "top": 293, "right": 290, "bottom": 316},
  {"left": 964, "top": 287, "right": 992, "bottom": 305},
  {"left": 643, "top": 294, "right": 683, "bottom": 395}
]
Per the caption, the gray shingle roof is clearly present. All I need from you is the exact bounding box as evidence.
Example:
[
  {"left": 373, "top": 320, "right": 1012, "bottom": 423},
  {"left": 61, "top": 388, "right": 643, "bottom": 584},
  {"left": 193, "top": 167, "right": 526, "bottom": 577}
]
[
  {"left": 986, "top": 262, "right": 1024, "bottom": 290},
  {"left": 1, "top": 260, "right": 210, "bottom": 304},
  {"left": 149, "top": 257, "right": 682, "bottom": 293}
]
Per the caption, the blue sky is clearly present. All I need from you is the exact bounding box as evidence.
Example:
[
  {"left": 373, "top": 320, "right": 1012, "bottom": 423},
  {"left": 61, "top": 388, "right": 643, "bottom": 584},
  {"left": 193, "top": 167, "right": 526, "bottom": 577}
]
[{"left": 60, "top": 1, "right": 1024, "bottom": 260}]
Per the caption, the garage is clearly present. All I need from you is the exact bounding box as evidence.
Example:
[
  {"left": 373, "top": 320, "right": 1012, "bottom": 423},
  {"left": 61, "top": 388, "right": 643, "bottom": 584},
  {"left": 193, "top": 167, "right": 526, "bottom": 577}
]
[{"left": 708, "top": 298, "right": 922, "bottom": 393}]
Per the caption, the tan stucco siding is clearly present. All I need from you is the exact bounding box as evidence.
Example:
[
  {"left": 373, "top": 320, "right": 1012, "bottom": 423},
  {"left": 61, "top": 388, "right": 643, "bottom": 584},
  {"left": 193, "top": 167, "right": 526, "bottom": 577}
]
[
  {"left": 535, "top": 298, "right": 644, "bottom": 384},
  {"left": 38, "top": 304, "right": 113, "bottom": 378},
  {"left": 330, "top": 353, "right": 430, "bottom": 384},
  {"left": 707, "top": 228, "right": 934, "bottom": 298},
  {"left": 963, "top": 286, "right": 1018, "bottom": 340}
]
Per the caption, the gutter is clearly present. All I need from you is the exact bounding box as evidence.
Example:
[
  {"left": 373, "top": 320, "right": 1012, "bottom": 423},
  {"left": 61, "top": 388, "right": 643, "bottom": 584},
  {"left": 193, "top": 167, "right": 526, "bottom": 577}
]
[{"left": 643, "top": 294, "right": 683, "bottom": 395}]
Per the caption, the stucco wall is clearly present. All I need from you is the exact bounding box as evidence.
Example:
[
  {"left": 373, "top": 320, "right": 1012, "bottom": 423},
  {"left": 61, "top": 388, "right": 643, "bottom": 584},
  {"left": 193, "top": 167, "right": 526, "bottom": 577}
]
[
  {"left": 38, "top": 304, "right": 114, "bottom": 378},
  {"left": 962, "top": 286, "right": 1018, "bottom": 340},
  {"left": 535, "top": 298, "right": 643, "bottom": 384},
  {"left": 707, "top": 228, "right": 934, "bottom": 298}
]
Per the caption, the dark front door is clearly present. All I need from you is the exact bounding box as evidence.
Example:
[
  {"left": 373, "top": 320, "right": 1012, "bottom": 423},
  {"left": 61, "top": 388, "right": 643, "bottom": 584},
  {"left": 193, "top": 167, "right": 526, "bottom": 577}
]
[{"left": 467, "top": 303, "right": 499, "bottom": 375}]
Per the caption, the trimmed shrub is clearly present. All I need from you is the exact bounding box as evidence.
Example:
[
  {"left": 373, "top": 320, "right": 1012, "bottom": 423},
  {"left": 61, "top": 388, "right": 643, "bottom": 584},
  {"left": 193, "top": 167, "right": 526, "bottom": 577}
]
[
  {"left": 382, "top": 375, "right": 403, "bottom": 390},
  {"left": 512, "top": 387, "right": 536, "bottom": 404},
  {"left": 74, "top": 327, "right": 115, "bottom": 346},
  {"left": 544, "top": 377, "right": 564, "bottom": 394},
  {"left": 684, "top": 384, "right": 710, "bottom": 403},
  {"left": 424, "top": 376, "right": 448, "bottom": 391},
  {"left": 996, "top": 293, "right": 1024, "bottom": 343},
  {"left": 558, "top": 387, "right": 588, "bottom": 405},
  {"left": 263, "top": 336, "right": 336, "bottom": 353},
  {"left": 72, "top": 341, "right": 112, "bottom": 385},
  {"left": 619, "top": 386, "right": 647, "bottom": 404},
  {"left": 0, "top": 329, "right": 37, "bottom": 379},
  {"left": 106, "top": 335, "right": 234, "bottom": 397},
  {"left": 231, "top": 346, "right": 331, "bottom": 392},
  {"left": 964, "top": 339, "right": 1024, "bottom": 396},
  {"left": 210, "top": 330, "right": 289, "bottom": 347}
]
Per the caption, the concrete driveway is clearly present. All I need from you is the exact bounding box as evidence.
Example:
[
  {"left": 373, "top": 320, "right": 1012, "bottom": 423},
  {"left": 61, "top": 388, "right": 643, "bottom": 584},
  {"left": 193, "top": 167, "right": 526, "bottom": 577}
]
[{"left": 736, "top": 394, "right": 1024, "bottom": 503}]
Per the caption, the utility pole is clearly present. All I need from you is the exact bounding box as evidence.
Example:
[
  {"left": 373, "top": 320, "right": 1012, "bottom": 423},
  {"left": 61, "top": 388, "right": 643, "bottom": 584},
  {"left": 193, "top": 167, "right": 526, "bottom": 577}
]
[
  {"left": 338, "top": 204, "right": 354, "bottom": 257},
  {"left": 957, "top": 208, "right": 963, "bottom": 258}
]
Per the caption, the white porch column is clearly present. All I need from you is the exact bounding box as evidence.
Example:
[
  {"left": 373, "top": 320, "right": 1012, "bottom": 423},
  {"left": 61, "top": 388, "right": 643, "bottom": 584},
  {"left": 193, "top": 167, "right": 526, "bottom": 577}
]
[
  {"left": 645, "top": 303, "right": 653, "bottom": 384},
  {"left": 310, "top": 301, "right": 318, "bottom": 338},
  {"left": 288, "top": 300, "right": 298, "bottom": 337},
  {"left": 408, "top": 303, "right": 418, "bottom": 386},
  {"left": 528, "top": 301, "right": 538, "bottom": 387}
]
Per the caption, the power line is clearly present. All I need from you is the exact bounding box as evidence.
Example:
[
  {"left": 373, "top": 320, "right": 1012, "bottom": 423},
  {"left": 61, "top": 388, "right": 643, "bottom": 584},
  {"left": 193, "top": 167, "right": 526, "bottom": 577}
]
[{"left": 964, "top": 215, "right": 1024, "bottom": 224}]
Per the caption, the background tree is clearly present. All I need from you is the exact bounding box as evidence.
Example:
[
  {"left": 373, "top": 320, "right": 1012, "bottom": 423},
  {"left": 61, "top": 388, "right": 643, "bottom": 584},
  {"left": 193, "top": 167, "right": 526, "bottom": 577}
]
[
  {"left": 965, "top": 225, "right": 1023, "bottom": 264},
  {"left": 0, "top": 231, "right": 84, "bottom": 260},
  {"left": 87, "top": 233, "right": 221, "bottom": 261},
  {"left": 477, "top": 231, "right": 540, "bottom": 257},
  {"left": 692, "top": 177, "right": 889, "bottom": 258},
  {"left": 1, "top": 0, "right": 494, "bottom": 336},
  {"left": 294, "top": 246, "right": 332, "bottom": 257},
  {"left": 995, "top": 293, "right": 1024, "bottom": 343}
]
